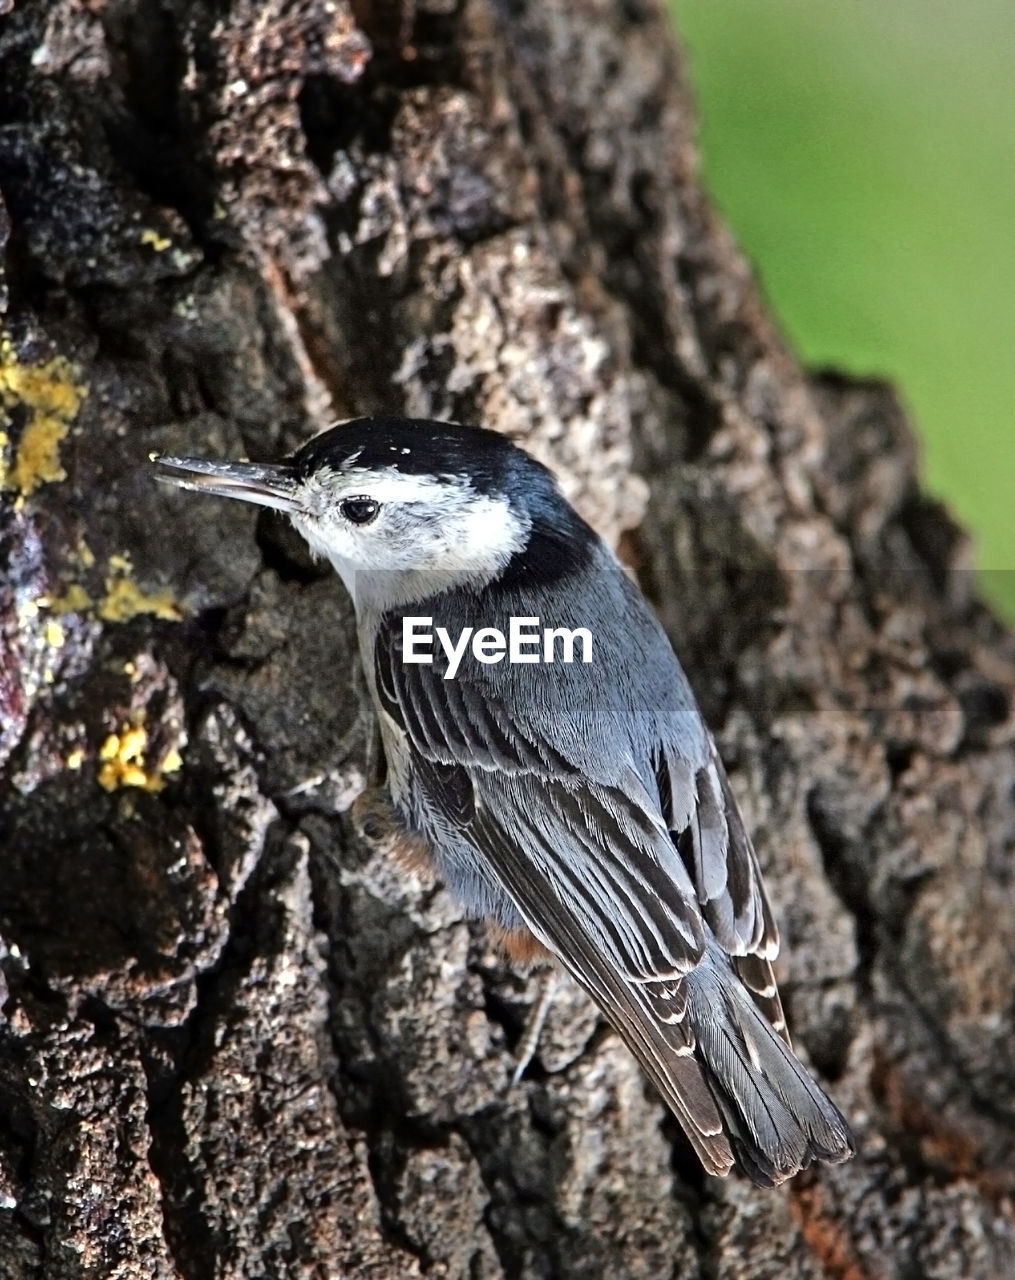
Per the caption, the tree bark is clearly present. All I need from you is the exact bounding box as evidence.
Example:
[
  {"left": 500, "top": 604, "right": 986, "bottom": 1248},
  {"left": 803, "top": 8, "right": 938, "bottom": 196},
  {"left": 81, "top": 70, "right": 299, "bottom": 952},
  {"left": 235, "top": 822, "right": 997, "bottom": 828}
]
[{"left": 1, "top": 1, "right": 1013, "bottom": 1277}]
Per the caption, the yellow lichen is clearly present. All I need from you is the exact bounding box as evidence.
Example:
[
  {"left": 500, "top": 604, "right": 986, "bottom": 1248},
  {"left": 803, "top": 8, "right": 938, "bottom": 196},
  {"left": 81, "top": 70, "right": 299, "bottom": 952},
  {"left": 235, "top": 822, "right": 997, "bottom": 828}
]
[
  {"left": 44, "top": 618, "right": 65, "bottom": 649},
  {"left": 37, "top": 551, "right": 185, "bottom": 628},
  {"left": 0, "top": 332, "right": 88, "bottom": 496},
  {"left": 97, "top": 722, "right": 181, "bottom": 793},
  {"left": 140, "top": 228, "right": 172, "bottom": 252},
  {"left": 66, "top": 747, "right": 85, "bottom": 771},
  {"left": 95, "top": 552, "right": 184, "bottom": 622},
  {"left": 48, "top": 583, "right": 93, "bottom": 614},
  {"left": 98, "top": 572, "right": 183, "bottom": 623}
]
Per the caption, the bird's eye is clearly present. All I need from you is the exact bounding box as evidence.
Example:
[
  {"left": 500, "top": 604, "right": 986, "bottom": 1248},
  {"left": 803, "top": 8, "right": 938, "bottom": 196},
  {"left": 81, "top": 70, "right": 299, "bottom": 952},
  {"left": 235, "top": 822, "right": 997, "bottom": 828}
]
[{"left": 340, "top": 496, "right": 379, "bottom": 525}]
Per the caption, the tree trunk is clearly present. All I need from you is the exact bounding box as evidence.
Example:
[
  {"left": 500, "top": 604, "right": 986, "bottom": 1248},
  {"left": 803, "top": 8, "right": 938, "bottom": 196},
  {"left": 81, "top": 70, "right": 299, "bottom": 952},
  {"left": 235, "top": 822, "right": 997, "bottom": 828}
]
[{"left": 1, "top": 1, "right": 1013, "bottom": 1276}]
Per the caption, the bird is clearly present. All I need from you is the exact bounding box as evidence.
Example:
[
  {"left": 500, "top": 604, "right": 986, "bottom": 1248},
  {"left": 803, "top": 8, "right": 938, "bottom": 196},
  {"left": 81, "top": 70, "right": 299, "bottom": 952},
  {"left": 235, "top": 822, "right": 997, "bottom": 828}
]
[{"left": 152, "top": 415, "right": 854, "bottom": 1186}]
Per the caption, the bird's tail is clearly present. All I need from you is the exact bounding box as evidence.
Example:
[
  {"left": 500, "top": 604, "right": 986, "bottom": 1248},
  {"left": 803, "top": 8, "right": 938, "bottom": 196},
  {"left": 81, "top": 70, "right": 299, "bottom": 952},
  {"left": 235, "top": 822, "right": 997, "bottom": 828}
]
[{"left": 685, "top": 962, "right": 855, "bottom": 1186}]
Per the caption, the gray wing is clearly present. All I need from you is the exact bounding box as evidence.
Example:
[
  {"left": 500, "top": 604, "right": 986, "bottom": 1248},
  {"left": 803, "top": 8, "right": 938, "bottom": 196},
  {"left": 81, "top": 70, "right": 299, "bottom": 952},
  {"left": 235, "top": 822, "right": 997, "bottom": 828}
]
[
  {"left": 656, "top": 741, "right": 789, "bottom": 1043},
  {"left": 375, "top": 618, "right": 736, "bottom": 1175}
]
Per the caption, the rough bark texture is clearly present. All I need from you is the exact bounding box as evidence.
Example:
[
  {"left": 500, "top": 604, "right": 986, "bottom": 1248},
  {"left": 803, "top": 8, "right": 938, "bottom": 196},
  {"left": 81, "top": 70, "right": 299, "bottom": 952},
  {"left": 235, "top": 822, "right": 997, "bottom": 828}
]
[{"left": 1, "top": 1, "right": 1013, "bottom": 1277}]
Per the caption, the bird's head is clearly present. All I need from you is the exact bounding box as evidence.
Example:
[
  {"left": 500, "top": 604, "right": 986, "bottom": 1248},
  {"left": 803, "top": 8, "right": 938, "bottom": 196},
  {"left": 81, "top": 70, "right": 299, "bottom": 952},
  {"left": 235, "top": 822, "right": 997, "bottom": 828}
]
[{"left": 153, "top": 417, "right": 575, "bottom": 603}]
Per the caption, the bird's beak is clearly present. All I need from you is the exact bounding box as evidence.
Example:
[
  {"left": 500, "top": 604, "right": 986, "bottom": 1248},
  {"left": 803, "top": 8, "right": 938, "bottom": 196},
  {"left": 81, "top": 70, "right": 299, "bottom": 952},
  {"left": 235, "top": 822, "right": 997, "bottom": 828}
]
[{"left": 151, "top": 454, "right": 305, "bottom": 515}]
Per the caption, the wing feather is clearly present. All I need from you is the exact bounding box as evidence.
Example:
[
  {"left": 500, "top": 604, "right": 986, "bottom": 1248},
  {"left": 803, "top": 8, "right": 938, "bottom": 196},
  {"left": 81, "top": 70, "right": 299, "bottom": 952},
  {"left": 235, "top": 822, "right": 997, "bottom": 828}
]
[
  {"left": 658, "top": 742, "right": 787, "bottom": 1039},
  {"left": 659, "top": 744, "right": 781, "bottom": 963}
]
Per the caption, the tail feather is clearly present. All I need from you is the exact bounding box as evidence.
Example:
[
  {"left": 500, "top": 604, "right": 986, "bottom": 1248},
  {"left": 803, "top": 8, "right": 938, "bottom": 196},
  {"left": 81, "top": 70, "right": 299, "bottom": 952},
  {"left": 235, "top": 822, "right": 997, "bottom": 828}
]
[
  {"left": 733, "top": 952, "right": 790, "bottom": 1046},
  {"left": 687, "top": 962, "right": 855, "bottom": 1186}
]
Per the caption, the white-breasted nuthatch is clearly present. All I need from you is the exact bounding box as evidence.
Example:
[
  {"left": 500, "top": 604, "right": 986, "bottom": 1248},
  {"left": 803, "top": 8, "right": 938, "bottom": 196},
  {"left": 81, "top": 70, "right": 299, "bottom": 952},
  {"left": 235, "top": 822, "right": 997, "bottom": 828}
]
[{"left": 153, "top": 416, "right": 854, "bottom": 1186}]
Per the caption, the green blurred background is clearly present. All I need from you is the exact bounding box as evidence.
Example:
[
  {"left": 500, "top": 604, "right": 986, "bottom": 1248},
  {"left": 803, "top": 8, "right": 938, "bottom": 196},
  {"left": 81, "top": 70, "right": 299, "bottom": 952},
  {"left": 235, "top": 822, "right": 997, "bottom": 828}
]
[{"left": 672, "top": 0, "right": 1014, "bottom": 619}]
